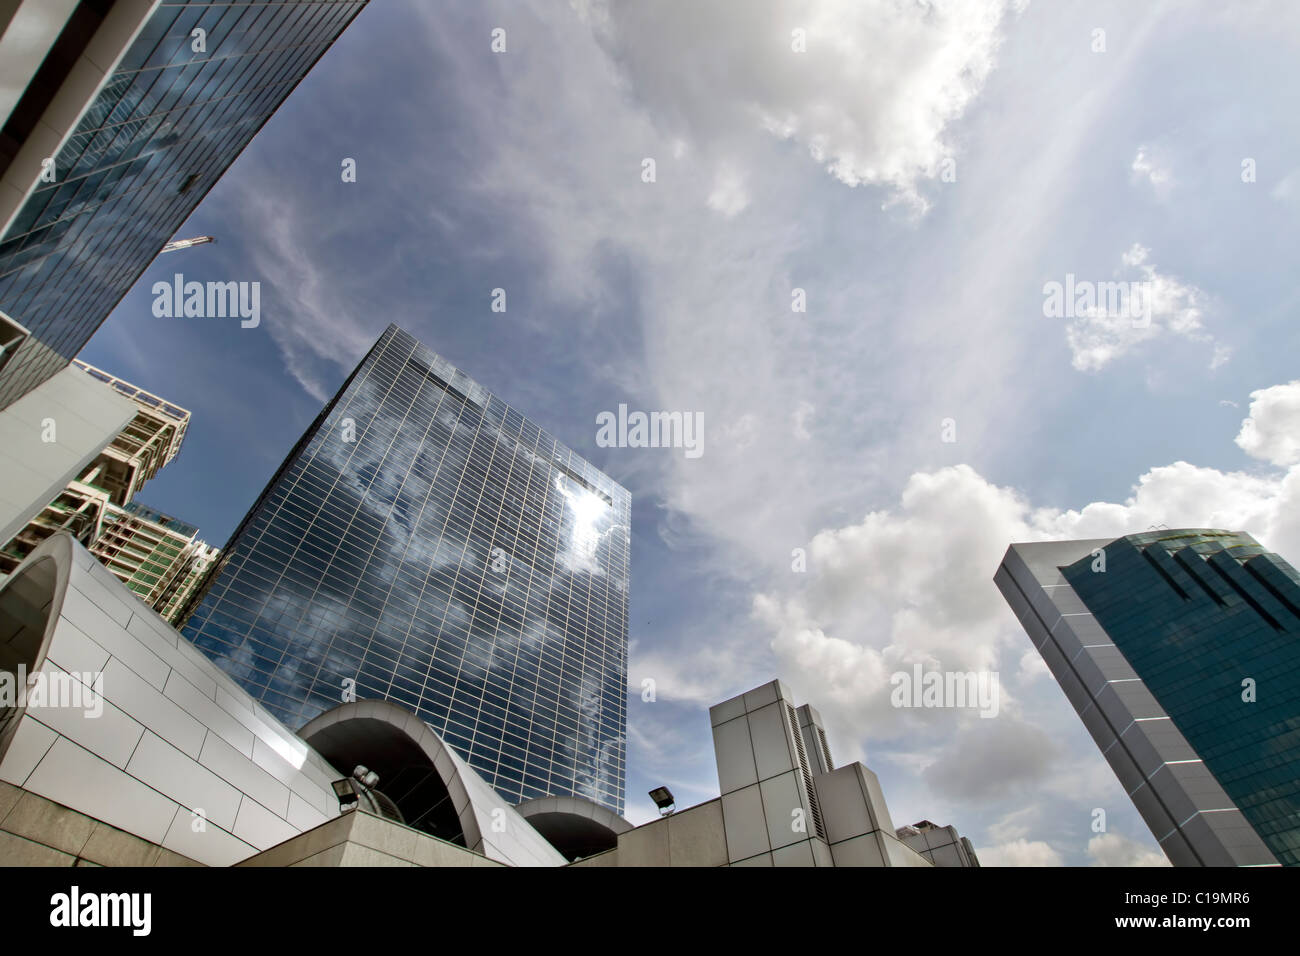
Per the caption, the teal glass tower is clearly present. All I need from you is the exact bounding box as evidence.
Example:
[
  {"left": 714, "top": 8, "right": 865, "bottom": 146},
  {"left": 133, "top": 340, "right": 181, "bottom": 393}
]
[
  {"left": 998, "top": 529, "right": 1300, "bottom": 867},
  {"left": 182, "top": 325, "right": 630, "bottom": 814}
]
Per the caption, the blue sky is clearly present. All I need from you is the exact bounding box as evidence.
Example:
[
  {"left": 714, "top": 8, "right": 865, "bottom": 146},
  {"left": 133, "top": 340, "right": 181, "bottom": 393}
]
[{"left": 81, "top": 0, "right": 1300, "bottom": 864}]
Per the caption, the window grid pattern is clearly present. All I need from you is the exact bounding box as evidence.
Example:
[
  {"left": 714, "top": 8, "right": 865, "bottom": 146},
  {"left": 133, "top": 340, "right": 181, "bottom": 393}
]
[
  {"left": 183, "top": 325, "right": 630, "bottom": 814},
  {"left": 1064, "top": 530, "right": 1300, "bottom": 866},
  {"left": 0, "top": 0, "right": 366, "bottom": 409}
]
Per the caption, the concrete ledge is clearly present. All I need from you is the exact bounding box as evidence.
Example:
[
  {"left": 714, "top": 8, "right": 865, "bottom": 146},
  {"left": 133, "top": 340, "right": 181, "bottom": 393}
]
[
  {"left": 238, "top": 809, "right": 501, "bottom": 868},
  {"left": 0, "top": 778, "right": 202, "bottom": 866}
]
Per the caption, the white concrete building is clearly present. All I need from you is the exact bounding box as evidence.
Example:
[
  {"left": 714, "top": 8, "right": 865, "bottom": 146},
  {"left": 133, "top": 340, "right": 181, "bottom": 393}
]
[{"left": 0, "top": 364, "right": 135, "bottom": 550}]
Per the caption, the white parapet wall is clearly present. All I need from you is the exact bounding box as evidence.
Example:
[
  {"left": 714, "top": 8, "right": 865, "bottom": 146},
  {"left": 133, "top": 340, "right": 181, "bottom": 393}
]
[{"left": 0, "top": 363, "right": 136, "bottom": 547}]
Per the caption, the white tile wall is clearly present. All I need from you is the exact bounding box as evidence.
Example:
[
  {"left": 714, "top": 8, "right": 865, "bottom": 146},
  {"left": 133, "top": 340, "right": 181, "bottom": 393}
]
[
  {"left": 830, "top": 833, "right": 886, "bottom": 867},
  {"left": 232, "top": 795, "right": 298, "bottom": 850},
  {"left": 759, "top": 770, "right": 805, "bottom": 851},
  {"left": 709, "top": 693, "right": 746, "bottom": 727},
  {"left": 0, "top": 716, "right": 57, "bottom": 786},
  {"left": 24, "top": 735, "right": 178, "bottom": 845},
  {"left": 748, "top": 702, "right": 795, "bottom": 781},
  {"left": 199, "top": 732, "right": 291, "bottom": 819},
  {"left": 772, "top": 840, "right": 816, "bottom": 867},
  {"left": 814, "top": 766, "right": 875, "bottom": 844},
  {"left": 721, "top": 783, "right": 769, "bottom": 862},
  {"left": 163, "top": 670, "right": 256, "bottom": 757},
  {"left": 286, "top": 790, "right": 330, "bottom": 832},
  {"left": 712, "top": 715, "right": 758, "bottom": 794},
  {"left": 127, "top": 730, "right": 243, "bottom": 831},
  {"left": 101, "top": 658, "right": 207, "bottom": 759},
  {"left": 43, "top": 618, "right": 110, "bottom": 675},
  {"left": 161, "top": 809, "right": 256, "bottom": 868},
  {"left": 30, "top": 661, "right": 142, "bottom": 769},
  {"left": 0, "top": 538, "right": 343, "bottom": 866}
]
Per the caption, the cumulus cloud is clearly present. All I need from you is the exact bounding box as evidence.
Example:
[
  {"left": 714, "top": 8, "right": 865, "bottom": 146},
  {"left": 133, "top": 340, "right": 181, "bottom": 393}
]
[
  {"left": 576, "top": 0, "right": 1023, "bottom": 211},
  {"left": 1235, "top": 380, "right": 1300, "bottom": 467},
  {"left": 1087, "top": 832, "right": 1171, "bottom": 867},
  {"left": 1064, "top": 243, "right": 1222, "bottom": 373},
  {"left": 744, "top": 399, "right": 1300, "bottom": 815}
]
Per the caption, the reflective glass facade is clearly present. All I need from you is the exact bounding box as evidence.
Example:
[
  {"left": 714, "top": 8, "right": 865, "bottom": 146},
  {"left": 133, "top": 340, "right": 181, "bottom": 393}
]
[
  {"left": 182, "top": 325, "right": 630, "bottom": 813},
  {"left": 0, "top": 0, "right": 367, "bottom": 409},
  {"left": 1063, "top": 530, "right": 1300, "bottom": 866}
]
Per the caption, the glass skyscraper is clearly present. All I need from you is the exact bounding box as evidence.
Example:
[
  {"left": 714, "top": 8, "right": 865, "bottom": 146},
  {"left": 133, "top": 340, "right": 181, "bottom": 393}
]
[
  {"left": 0, "top": 0, "right": 367, "bottom": 409},
  {"left": 182, "top": 325, "right": 630, "bottom": 813},
  {"left": 998, "top": 529, "right": 1300, "bottom": 866}
]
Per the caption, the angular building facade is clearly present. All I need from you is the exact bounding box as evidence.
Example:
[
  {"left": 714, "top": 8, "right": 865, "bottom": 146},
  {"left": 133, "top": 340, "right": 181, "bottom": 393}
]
[
  {"left": 568, "top": 679, "right": 978, "bottom": 867},
  {"left": 997, "top": 530, "right": 1300, "bottom": 867},
  {"left": 182, "top": 325, "right": 631, "bottom": 814},
  {"left": 68, "top": 360, "right": 189, "bottom": 502},
  {"left": 0, "top": 362, "right": 136, "bottom": 550},
  {"left": 0, "top": 0, "right": 367, "bottom": 409},
  {"left": 89, "top": 501, "right": 219, "bottom": 624},
  {"left": 0, "top": 359, "right": 197, "bottom": 585}
]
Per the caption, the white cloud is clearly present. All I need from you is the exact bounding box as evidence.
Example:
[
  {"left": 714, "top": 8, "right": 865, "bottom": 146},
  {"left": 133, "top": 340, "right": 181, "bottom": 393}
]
[
  {"left": 985, "top": 805, "right": 1040, "bottom": 844},
  {"left": 1065, "top": 243, "right": 1222, "bottom": 372},
  {"left": 576, "top": 0, "right": 1022, "bottom": 211},
  {"left": 738, "top": 400, "right": 1300, "bottom": 818},
  {"left": 630, "top": 634, "right": 768, "bottom": 708},
  {"left": 706, "top": 167, "right": 750, "bottom": 217},
  {"left": 1088, "top": 832, "right": 1170, "bottom": 867},
  {"left": 1131, "top": 145, "right": 1173, "bottom": 193},
  {"left": 1016, "top": 649, "right": 1049, "bottom": 683},
  {"left": 979, "top": 838, "right": 1064, "bottom": 867},
  {"left": 1235, "top": 380, "right": 1300, "bottom": 467}
]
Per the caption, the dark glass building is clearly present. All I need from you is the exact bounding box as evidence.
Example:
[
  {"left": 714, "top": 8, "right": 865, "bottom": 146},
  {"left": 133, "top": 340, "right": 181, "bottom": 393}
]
[
  {"left": 182, "top": 325, "right": 631, "bottom": 813},
  {"left": 0, "top": 0, "right": 367, "bottom": 409},
  {"left": 998, "top": 530, "right": 1300, "bottom": 867}
]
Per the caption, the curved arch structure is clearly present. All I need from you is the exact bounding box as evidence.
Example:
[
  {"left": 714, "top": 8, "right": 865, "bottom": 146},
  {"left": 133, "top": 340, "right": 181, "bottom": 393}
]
[
  {"left": 300, "top": 700, "right": 566, "bottom": 867},
  {"left": 514, "top": 795, "right": 632, "bottom": 861},
  {"left": 300, "top": 700, "right": 483, "bottom": 851},
  {"left": 0, "top": 533, "right": 345, "bottom": 866},
  {"left": 0, "top": 551, "right": 64, "bottom": 747}
]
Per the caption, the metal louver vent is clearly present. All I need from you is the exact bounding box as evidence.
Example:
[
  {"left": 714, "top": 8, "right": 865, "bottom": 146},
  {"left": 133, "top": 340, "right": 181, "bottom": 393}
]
[
  {"left": 787, "top": 703, "right": 825, "bottom": 840},
  {"left": 817, "top": 726, "right": 833, "bottom": 772}
]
